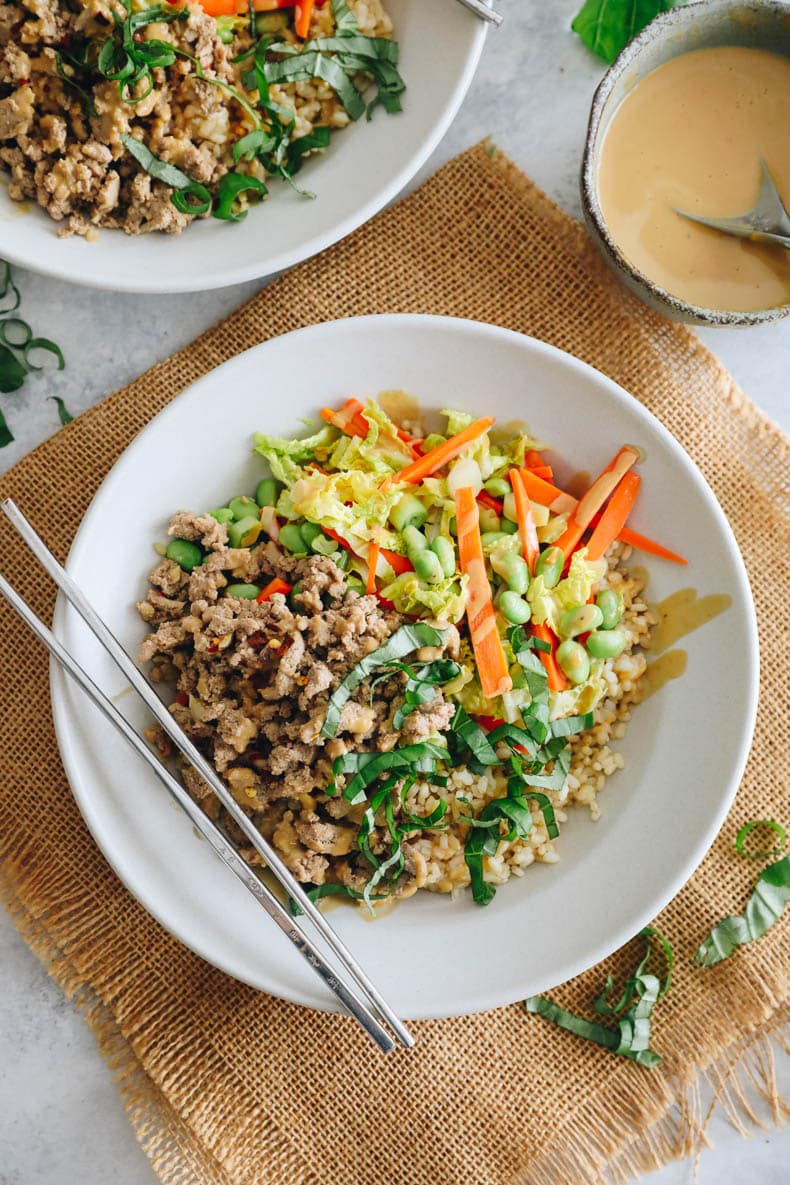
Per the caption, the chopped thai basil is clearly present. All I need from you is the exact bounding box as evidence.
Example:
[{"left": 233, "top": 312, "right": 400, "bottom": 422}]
[
  {"left": 695, "top": 855, "right": 790, "bottom": 967},
  {"left": 321, "top": 623, "right": 446, "bottom": 738},
  {"left": 735, "top": 819, "right": 786, "bottom": 861},
  {"left": 0, "top": 261, "right": 66, "bottom": 442},
  {"left": 526, "top": 927, "right": 673, "bottom": 1067}
]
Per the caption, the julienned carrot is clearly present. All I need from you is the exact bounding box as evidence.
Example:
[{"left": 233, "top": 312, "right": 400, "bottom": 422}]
[
  {"left": 455, "top": 487, "right": 512, "bottom": 700},
  {"left": 553, "top": 446, "right": 640, "bottom": 558},
  {"left": 520, "top": 469, "right": 686, "bottom": 564},
  {"left": 366, "top": 536, "right": 381, "bottom": 595},
  {"left": 531, "top": 623, "right": 568, "bottom": 693},
  {"left": 294, "top": 0, "right": 314, "bottom": 38},
  {"left": 509, "top": 468, "right": 539, "bottom": 574},
  {"left": 320, "top": 405, "right": 365, "bottom": 439},
  {"left": 256, "top": 577, "right": 292, "bottom": 603},
  {"left": 384, "top": 417, "right": 495, "bottom": 489},
  {"left": 528, "top": 464, "right": 553, "bottom": 481},
  {"left": 323, "top": 527, "right": 413, "bottom": 577},
  {"left": 618, "top": 527, "right": 687, "bottom": 566},
  {"left": 586, "top": 472, "right": 641, "bottom": 562}
]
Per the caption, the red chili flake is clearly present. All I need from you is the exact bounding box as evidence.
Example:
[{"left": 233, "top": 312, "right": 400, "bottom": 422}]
[
  {"left": 18, "top": 78, "right": 30, "bottom": 85},
  {"left": 174, "top": 691, "right": 188, "bottom": 707}
]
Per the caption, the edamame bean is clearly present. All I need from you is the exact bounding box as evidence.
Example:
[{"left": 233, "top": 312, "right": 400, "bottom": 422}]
[
  {"left": 346, "top": 575, "right": 366, "bottom": 595},
  {"left": 165, "top": 539, "right": 203, "bottom": 571},
  {"left": 535, "top": 546, "right": 564, "bottom": 589},
  {"left": 333, "top": 549, "right": 350, "bottom": 570},
  {"left": 210, "top": 507, "right": 234, "bottom": 525},
  {"left": 412, "top": 548, "right": 443, "bottom": 583},
  {"left": 586, "top": 629, "right": 627, "bottom": 659},
  {"left": 499, "top": 518, "right": 519, "bottom": 535},
  {"left": 491, "top": 551, "right": 529, "bottom": 594},
  {"left": 480, "top": 531, "right": 513, "bottom": 550},
  {"left": 556, "top": 639, "right": 590, "bottom": 685},
  {"left": 448, "top": 515, "right": 458, "bottom": 537},
  {"left": 311, "top": 534, "right": 339, "bottom": 556},
  {"left": 430, "top": 535, "right": 456, "bottom": 578},
  {"left": 225, "top": 583, "right": 261, "bottom": 600},
  {"left": 300, "top": 522, "right": 323, "bottom": 548},
  {"left": 499, "top": 590, "right": 531, "bottom": 624},
  {"left": 503, "top": 492, "right": 518, "bottom": 523},
  {"left": 255, "top": 478, "right": 279, "bottom": 508},
  {"left": 228, "top": 495, "right": 257, "bottom": 521},
  {"left": 559, "top": 603, "right": 604, "bottom": 639},
  {"left": 478, "top": 506, "right": 500, "bottom": 534},
  {"left": 403, "top": 524, "right": 428, "bottom": 559},
  {"left": 279, "top": 523, "right": 308, "bottom": 554},
  {"left": 390, "top": 493, "right": 427, "bottom": 533},
  {"left": 422, "top": 433, "right": 446, "bottom": 451},
  {"left": 595, "top": 588, "right": 624, "bottom": 630},
  {"left": 227, "top": 516, "right": 261, "bottom": 549},
  {"left": 484, "top": 476, "right": 510, "bottom": 497}
]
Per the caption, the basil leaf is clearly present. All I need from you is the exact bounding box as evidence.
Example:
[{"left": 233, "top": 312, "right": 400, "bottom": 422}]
[
  {"left": 464, "top": 794, "right": 534, "bottom": 906},
  {"left": 50, "top": 396, "right": 74, "bottom": 426},
  {"left": 526, "top": 927, "right": 672, "bottom": 1067},
  {"left": 571, "top": 0, "right": 681, "bottom": 65},
  {"left": 24, "top": 338, "right": 65, "bottom": 371},
  {"left": 0, "top": 408, "right": 13, "bottom": 448},
  {"left": 321, "top": 623, "right": 446, "bottom": 738},
  {"left": 287, "top": 881, "right": 389, "bottom": 915},
  {"left": 550, "top": 711, "right": 594, "bottom": 738},
  {"left": 449, "top": 706, "right": 499, "bottom": 766},
  {"left": 120, "top": 133, "right": 192, "bottom": 189},
  {"left": 264, "top": 53, "right": 367, "bottom": 120},
  {"left": 233, "top": 128, "right": 277, "bottom": 163},
  {"left": 735, "top": 819, "right": 786, "bottom": 861},
  {"left": 695, "top": 855, "right": 790, "bottom": 967},
  {"left": 337, "top": 741, "right": 448, "bottom": 805},
  {"left": 331, "top": 0, "right": 360, "bottom": 35},
  {"left": 0, "top": 344, "right": 27, "bottom": 393},
  {"left": 486, "top": 722, "right": 537, "bottom": 758},
  {"left": 522, "top": 790, "right": 559, "bottom": 840},
  {"left": 286, "top": 126, "right": 331, "bottom": 175}
]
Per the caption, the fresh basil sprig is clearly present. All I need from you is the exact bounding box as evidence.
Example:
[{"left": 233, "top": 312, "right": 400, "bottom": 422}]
[
  {"left": 695, "top": 854, "right": 790, "bottom": 967},
  {"left": 321, "top": 623, "right": 446, "bottom": 738},
  {"left": 526, "top": 927, "right": 673, "bottom": 1067},
  {"left": 572, "top": 0, "right": 682, "bottom": 65},
  {"left": 0, "top": 262, "right": 67, "bottom": 445}
]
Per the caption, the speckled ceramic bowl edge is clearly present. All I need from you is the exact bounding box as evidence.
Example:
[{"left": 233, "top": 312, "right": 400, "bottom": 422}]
[{"left": 580, "top": 0, "right": 790, "bottom": 327}]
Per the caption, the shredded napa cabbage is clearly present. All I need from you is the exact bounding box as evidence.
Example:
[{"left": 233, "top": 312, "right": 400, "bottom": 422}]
[
  {"left": 289, "top": 470, "right": 403, "bottom": 551},
  {"left": 527, "top": 549, "right": 607, "bottom": 634},
  {"left": 380, "top": 571, "right": 469, "bottom": 623},
  {"left": 253, "top": 424, "right": 336, "bottom": 484}
]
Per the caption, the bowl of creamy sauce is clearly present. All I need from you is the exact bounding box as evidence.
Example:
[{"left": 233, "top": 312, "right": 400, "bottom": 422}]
[{"left": 581, "top": 0, "right": 790, "bottom": 325}]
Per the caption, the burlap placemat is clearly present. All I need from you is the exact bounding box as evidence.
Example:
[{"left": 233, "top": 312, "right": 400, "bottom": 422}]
[{"left": 1, "top": 143, "right": 788, "bottom": 1185}]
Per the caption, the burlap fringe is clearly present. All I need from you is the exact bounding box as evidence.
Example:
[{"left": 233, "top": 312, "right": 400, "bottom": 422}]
[{"left": 2, "top": 826, "right": 787, "bottom": 1185}]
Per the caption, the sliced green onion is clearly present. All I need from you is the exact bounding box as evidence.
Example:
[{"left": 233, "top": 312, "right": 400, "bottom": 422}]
[
  {"left": 0, "top": 408, "right": 13, "bottom": 448},
  {"left": 0, "top": 344, "right": 27, "bottom": 393}
]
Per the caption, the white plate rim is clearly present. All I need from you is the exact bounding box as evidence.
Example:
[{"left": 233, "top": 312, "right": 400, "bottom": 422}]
[
  {"left": 0, "top": 17, "right": 486, "bottom": 294},
  {"left": 50, "top": 314, "right": 760, "bottom": 1017}
]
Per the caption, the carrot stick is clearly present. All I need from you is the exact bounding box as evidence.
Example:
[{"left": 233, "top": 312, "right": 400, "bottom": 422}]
[
  {"left": 294, "top": 0, "right": 314, "bottom": 39},
  {"left": 618, "top": 527, "right": 687, "bottom": 565},
  {"left": 366, "top": 536, "right": 381, "bottom": 595},
  {"left": 381, "top": 547, "right": 413, "bottom": 575},
  {"left": 509, "top": 468, "right": 539, "bottom": 575},
  {"left": 256, "top": 577, "right": 292, "bottom": 603},
  {"left": 531, "top": 623, "right": 568, "bottom": 693},
  {"left": 586, "top": 472, "right": 641, "bottom": 561},
  {"left": 525, "top": 450, "right": 545, "bottom": 467},
  {"left": 527, "top": 464, "right": 553, "bottom": 481},
  {"left": 384, "top": 417, "right": 495, "bottom": 489},
  {"left": 320, "top": 406, "right": 365, "bottom": 439},
  {"left": 455, "top": 487, "right": 512, "bottom": 700},
  {"left": 520, "top": 469, "right": 685, "bottom": 564},
  {"left": 553, "top": 446, "right": 640, "bottom": 559}
]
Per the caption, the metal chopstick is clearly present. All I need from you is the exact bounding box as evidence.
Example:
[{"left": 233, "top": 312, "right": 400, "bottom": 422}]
[
  {"left": 455, "top": 0, "right": 503, "bottom": 26},
  {"left": 0, "top": 570, "right": 395, "bottom": 1052},
  {"left": 2, "top": 499, "right": 414, "bottom": 1050}
]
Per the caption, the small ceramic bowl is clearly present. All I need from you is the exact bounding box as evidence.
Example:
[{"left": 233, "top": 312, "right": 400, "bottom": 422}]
[{"left": 581, "top": 0, "right": 790, "bottom": 327}]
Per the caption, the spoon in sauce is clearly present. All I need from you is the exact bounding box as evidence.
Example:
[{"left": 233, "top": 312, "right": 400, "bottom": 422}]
[{"left": 674, "top": 160, "right": 790, "bottom": 250}]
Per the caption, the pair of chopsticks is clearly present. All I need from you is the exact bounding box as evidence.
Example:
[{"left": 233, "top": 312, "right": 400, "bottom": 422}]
[
  {"left": 0, "top": 499, "right": 413, "bottom": 1053},
  {"left": 455, "top": 0, "right": 503, "bottom": 25}
]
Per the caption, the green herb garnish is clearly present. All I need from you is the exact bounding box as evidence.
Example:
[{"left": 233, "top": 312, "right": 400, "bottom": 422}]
[
  {"left": 526, "top": 927, "right": 673, "bottom": 1067},
  {"left": 571, "top": 0, "right": 682, "bottom": 65},
  {"left": 120, "top": 134, "right": 193, "bottom": 190},
  {"left": 213, "top": 172, "right": 269, "bottom": 221},
  {"left": 330, "top": 740, "right": 449, "bottom": 805},
  {"left": 321, "top": 623, "right": 446, "bottom": 738},
  {"left": 695, "top": 854, "right": 790, "bottom": 967},
  {"left": 735, "top": 819, "right": 786, "bottom": 861},
  {"left": 0, "top": 262, "right": 66, "bottom": 442},
  {"left": 50, "top": 396, "right": 74, "bottom": 426}
]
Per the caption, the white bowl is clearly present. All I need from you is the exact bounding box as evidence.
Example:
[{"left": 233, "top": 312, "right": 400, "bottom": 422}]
[
  {"left": 51, "top": 315, "right": 758, "bottom": 1018},
  {"left": 0, "top": 2, "right": 485, "bottom": 293}
]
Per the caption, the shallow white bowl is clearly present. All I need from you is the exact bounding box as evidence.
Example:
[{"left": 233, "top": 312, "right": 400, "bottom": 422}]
[
  {"left": 0, "top": 2, "right": 485, "bottom": 293},
  {"left": 51, "top": 315, "right": 758, "bottom": 1018}
]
